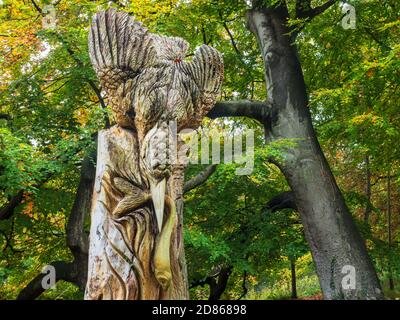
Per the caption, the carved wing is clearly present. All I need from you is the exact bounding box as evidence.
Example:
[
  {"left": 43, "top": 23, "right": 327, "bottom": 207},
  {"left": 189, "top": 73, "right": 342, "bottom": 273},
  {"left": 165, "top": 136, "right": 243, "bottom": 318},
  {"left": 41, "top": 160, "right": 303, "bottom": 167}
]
[
  {"left": 181, "top": 44, "right": 224, "bottom": 119},
  {"left": 89, "top": 9, "right": 157, "bottom": 128},
  {"left": 89, "top": 9, "right": 157, "bottom": 87}
]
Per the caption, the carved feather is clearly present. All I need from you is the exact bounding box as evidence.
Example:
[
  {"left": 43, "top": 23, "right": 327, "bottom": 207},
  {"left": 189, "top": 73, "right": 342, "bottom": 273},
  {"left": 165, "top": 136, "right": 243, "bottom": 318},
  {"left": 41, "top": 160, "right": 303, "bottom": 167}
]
[
  {"left": 150, "top": 34, "right": 189, "bottom": 62},
  {"left": 181, "top": 44, "right": 224, "bottom": 120},
  {"left": 89, "top": 9, "right": 156, "bottom": 78},
  {"left": 89, "top": 9, "right": 156, "bottom": 128}
]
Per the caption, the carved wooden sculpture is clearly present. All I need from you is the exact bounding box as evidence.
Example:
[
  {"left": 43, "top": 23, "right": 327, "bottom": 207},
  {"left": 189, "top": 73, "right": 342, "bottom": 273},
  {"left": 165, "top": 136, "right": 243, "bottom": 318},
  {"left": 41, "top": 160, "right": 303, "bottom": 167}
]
[{"left": 85, "top": 9, "right": 223, "bottom": 299}]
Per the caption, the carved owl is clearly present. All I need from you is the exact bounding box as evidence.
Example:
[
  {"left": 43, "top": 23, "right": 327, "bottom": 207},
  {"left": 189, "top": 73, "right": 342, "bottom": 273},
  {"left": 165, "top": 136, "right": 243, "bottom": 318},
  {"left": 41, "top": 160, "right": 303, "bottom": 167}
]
[
  {"left": 88, "top": 9, "right": 224, "bottom": 141},
  {"left": 88, "top": 9, "right": 224, "bottom": 234}
]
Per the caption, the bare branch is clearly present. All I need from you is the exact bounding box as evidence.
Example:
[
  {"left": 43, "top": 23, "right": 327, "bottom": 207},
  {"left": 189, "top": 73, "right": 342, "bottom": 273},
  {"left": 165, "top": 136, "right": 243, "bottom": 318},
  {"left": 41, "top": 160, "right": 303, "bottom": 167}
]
[
  {"left": 218, "top": 10, "right": 253, "bottom": 74},
  {"left": 184, "top": 165, "right": 217, "bottom": 194},
  {"left": 237, "top": 271, "right": 248, "bottom": 300},
  {"left": 311, "top": 0, "right": 338, "bottom": 18},
  {"left": 218, "top": 11, "right": 242, "bottom": 58},
  {"left": 0, "top": 191, "right": 24, "bottom": 220},
  {"left": 66, "top": 147, "right": 96, "bottom": 260},
  {"left": 30, "top": 0, "right": 43, "bottom": 14},
  {"left": 296, "top": 0, "right": 338, "bottom": 20},
  {"left": 264, "top": 191, "right": 297, "bottom": 213},
  {"left": 29, "top": 1, "right": 110, "bottom": 128},
  {"left": 207, "top": 100, "right": 270, "bottom": 122},
  {"left": 17, "top": 261, "right": 76, "bottom": 300}
]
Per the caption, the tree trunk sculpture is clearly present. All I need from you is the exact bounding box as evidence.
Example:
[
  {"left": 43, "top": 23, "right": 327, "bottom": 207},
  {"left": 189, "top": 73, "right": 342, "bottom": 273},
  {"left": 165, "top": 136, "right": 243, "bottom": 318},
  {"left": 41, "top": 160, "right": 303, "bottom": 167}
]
[{"left": 85, "top": 9, "right": 223, "bottom": 300}]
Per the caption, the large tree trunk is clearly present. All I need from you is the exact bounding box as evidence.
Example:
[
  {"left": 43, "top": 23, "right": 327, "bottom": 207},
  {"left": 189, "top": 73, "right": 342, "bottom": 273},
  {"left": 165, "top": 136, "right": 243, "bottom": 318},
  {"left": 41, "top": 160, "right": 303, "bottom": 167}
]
[{"left": 247, "top": 6, "right": 383, "bottom": 299}]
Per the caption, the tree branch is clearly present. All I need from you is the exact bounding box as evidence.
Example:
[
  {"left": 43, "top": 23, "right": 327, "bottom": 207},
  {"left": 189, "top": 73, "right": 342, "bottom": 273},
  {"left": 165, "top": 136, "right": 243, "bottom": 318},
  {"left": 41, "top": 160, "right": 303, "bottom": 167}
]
[
  {"left": 30, "top": 0, "right": 110, "bottom": 128},
  {"left": 184, "top": 165, "right": 216, "bottom": 194},
  {"left": 30, "top": 0, "right": 43, "bottom": 14},
  {"left": 189, "top": 277, "right": 211, "bottom": 289},
  {"left": 17, "top": 261, "right": 75, "bottom": 300},
  {"left": 189, "top": 266, "right": 233, "bottom": 301},
  {"left": 66, "top": 147, "right": 96, "bottom": 263},
  {"left": 0, "top": 228, "right": 21, "bottom": 253},
  {"left": 296, "top": 0, "right": 338, "bottom": 20},
  {"left": 264, "top": 191, "right": 297, "bottom": 213},
  {"left": 218, "top": 11, "right": 244, "bottom": 61},
  {"left": 208, "top": 266, "right": 233, "bottom": 300},
  {"left": 311, "top": 0, "right": 338, "bottom": 18},
  {"left": 0, "top": 191, "right": 24, "bottom": 220},
  {"left": 362, "top": 25, "right": 392, "bottom": 51},
  {"left": 207, "top": 100, "right": 270, "bottom": 122},
  {"left": 237, "top": 271, "right": 248, "bottom": 300},
  {"left": 295, "top": 0, "right": 312, "bottom": 19}
]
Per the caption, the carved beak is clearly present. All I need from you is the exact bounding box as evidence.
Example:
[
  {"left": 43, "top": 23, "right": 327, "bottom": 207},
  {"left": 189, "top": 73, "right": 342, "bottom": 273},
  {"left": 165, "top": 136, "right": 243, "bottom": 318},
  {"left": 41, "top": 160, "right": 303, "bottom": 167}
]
[{"left": 150, "top": 178, "right": 166, "bottom": 233}]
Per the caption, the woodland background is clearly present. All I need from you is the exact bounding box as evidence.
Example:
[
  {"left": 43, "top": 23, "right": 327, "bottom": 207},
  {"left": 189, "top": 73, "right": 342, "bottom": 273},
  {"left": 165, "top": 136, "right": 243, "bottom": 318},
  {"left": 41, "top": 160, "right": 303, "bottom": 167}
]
[{"left": 0, "top": 0, "right": 399, "bottom": 299}]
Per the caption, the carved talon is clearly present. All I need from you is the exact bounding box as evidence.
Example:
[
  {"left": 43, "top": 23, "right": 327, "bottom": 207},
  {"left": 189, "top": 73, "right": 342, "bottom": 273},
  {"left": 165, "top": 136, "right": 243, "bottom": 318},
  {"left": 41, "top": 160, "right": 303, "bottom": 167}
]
[
  {"left": 112, "top": 193, "right": 151, "bottom": 218},
  {"left": 111, "top": 176, "right": 151, "bottom": 218}
]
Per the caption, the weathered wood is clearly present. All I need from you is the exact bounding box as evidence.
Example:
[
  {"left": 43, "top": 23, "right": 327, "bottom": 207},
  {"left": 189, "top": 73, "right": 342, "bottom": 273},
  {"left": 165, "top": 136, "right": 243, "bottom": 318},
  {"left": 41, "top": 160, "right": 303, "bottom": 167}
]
[{"left": 85, "top": 9, "right": 223, "bottom": 300}]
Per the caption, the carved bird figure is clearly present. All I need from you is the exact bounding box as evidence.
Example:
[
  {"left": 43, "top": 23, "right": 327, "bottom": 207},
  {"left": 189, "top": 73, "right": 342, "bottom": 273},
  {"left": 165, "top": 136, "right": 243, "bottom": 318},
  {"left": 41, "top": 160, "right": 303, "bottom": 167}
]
[{"left": 88, "top": 9, "right": 223, "bottom": 237}]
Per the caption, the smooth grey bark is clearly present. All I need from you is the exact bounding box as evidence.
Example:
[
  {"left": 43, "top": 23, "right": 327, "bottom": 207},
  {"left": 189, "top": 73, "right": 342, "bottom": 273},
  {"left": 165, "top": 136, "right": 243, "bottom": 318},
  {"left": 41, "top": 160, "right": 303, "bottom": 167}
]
[
  {"left": 247, "top": 6, "right": 383, "bottom": 299},
  {"left": 265, "top": 191, "right": 297, "bottom": 213},
  {"left": 209, "top": 100, "right": 270, "bottom": 122}
]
